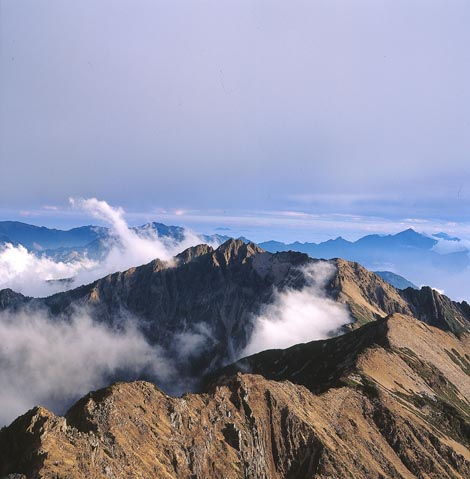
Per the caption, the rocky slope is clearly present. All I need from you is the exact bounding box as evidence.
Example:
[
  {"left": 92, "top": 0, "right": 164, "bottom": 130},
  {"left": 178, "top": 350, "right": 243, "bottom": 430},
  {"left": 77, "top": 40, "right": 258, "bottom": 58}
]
[
  {"left": 1, "top": 314, "right": 469, "bottom": 479},
  {"left": 402, "top": 286, "right": 470, "bottom": 333}
]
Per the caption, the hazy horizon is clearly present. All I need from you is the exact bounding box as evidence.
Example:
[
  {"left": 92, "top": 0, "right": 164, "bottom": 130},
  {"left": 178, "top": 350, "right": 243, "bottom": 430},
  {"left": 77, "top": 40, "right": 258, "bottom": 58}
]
[{"left": 2, "top": 202, "right": 470, "bottom": 245}]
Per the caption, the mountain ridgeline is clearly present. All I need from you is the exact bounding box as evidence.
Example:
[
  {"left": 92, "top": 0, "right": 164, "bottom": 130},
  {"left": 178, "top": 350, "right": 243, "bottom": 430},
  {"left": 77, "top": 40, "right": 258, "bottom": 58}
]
[
  {"left": 1, "top": 315, "right": 469, "bottom": 478},
  {"left": 1, "top": 221, "right": 468, "bottom": 300}
]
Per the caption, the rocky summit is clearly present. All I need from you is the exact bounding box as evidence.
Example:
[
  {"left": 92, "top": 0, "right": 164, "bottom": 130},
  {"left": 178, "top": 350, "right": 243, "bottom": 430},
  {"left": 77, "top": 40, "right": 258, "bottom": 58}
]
[{"left": 1, "top": 314, "right": 469, "bottom": 478}]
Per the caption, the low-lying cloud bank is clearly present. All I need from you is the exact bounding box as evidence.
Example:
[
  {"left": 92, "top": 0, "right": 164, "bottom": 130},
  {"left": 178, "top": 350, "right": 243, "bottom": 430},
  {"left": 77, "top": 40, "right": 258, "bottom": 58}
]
[
  {"left": 0, "top": 308, "right": 219, "bottom": 426},
  {"left": 0, "top": 309, "right": 172, "bottom": 426},
  {"left": 242, "top": 261, "right": 351, "bottom": 356},
  {"left": 0, "top": 198, "right": 215, "bottom": 297}
]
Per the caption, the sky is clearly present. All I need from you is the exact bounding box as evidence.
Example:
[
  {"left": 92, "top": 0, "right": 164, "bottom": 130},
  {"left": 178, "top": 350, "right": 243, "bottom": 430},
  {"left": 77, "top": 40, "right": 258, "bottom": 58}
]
[{"left": 1, "top": 0, "right": 470, "bottom": 242}]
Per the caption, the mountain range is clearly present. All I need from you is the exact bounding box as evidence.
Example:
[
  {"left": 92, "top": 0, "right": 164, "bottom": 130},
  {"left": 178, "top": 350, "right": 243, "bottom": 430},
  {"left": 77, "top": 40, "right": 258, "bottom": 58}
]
[
  {"left": 1, "top": 234, "right": 470, "bottom": 477},
  {"left": 260, "top": 228, "right": 466, "bottom": 259},
  {"left": 0, "top": 220, "right": 230, "bottom": 262},
  {"left": 1, "top": 221, "right": 468, "bottom": 298},
  {"left": 262, "top": 228, "right": 470, "bottom": 297},
  {"left": 1, "top": 239, "right": 469, "bottom": 386}
]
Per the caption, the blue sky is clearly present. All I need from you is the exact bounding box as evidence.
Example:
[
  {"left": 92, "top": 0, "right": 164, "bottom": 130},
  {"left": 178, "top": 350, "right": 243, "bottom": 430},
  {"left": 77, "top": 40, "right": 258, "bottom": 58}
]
[{"left": 1, "top": 0, "right": 470, "bottom": 242}]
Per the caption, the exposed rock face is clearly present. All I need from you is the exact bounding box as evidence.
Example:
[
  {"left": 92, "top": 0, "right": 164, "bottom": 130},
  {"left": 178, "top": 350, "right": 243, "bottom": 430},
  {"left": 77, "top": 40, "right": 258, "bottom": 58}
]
[
  {"left": 1, "top": 314, "right": 469, "bottom": 478},
  {"left": 43, "top": 240, "right": 311, "bottom": 375},
  {"left": 401, "top": 286, "right": 470, "bottom": 333}
]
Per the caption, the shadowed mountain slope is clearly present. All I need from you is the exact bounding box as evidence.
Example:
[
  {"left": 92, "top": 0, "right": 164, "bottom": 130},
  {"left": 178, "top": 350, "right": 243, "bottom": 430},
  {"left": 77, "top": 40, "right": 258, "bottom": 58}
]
[{"left": 0, "top": 241, "right": 315, "bottom": 382}]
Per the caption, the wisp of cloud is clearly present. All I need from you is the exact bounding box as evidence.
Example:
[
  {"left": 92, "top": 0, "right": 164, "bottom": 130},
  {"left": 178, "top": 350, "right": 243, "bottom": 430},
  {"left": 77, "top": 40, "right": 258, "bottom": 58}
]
[
  {"left": 242, "top": 261, "right": 351, "bottom": 356},
  {"left": 71, "top": 197, "right": 212, "bottom": 273}
]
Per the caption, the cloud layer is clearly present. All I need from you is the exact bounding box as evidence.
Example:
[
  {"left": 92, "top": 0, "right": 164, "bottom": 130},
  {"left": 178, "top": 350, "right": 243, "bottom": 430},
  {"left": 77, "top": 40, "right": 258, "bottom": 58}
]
[
  {"left": 68, "top": 198, "right": 214, "bottom": 285},
  {"left": 0, "top": 309, "right": 172, "bottom": 426}
]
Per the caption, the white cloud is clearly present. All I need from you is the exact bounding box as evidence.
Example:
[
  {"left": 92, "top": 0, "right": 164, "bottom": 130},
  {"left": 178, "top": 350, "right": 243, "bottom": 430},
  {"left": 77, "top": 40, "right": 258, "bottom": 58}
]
[
  {"left": 431, "top": 237, "right": 470, "bottom": 255},
  {"left": 173, "top": 322, "right": 214, "bottom": 360},
  {"left": 0, "top": 243, "right": 98, "bottom": 297},
  {"left": 242, "top": 261, "right": 351, "bottom": 356},
  {"left": 66, "top": 197, "right": 218, "bottom": 288}
]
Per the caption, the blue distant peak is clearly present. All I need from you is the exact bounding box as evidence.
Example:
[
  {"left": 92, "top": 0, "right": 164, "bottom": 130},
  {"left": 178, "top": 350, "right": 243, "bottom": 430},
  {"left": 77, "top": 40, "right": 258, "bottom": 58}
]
[{"left": 433, "top": 232, "right": 461, "bottom": 242}]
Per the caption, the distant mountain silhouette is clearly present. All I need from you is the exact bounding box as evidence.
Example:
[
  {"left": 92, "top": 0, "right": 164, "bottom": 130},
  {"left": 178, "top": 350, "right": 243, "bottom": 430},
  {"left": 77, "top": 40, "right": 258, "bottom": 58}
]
[
  {"left": 0, "top": 220, "right": 230, "bottom": 261},
  {"left": 260, "top": 228, "right": 459, "bottom": 257},
  {"left": 0, "top": 221, "right": 107, "bottom": 250},
  {"left": 374, "top": 270, "right": 418, "bottom": 289},
  {"left": 260, "top": 228, "right": 469, "bottom": 296}
]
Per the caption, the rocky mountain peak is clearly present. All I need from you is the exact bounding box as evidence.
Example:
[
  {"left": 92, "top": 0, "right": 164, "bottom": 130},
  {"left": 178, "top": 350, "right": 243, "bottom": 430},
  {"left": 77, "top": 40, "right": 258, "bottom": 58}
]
[
  {"left": 401, "top": 285, "right": 470, "bottom": 333},
  {"left": 211, "top": 239, "right": 265, "bottom": 267},
  {"left": 175, "top": 243, "right": 215, "bottom": 265}
]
